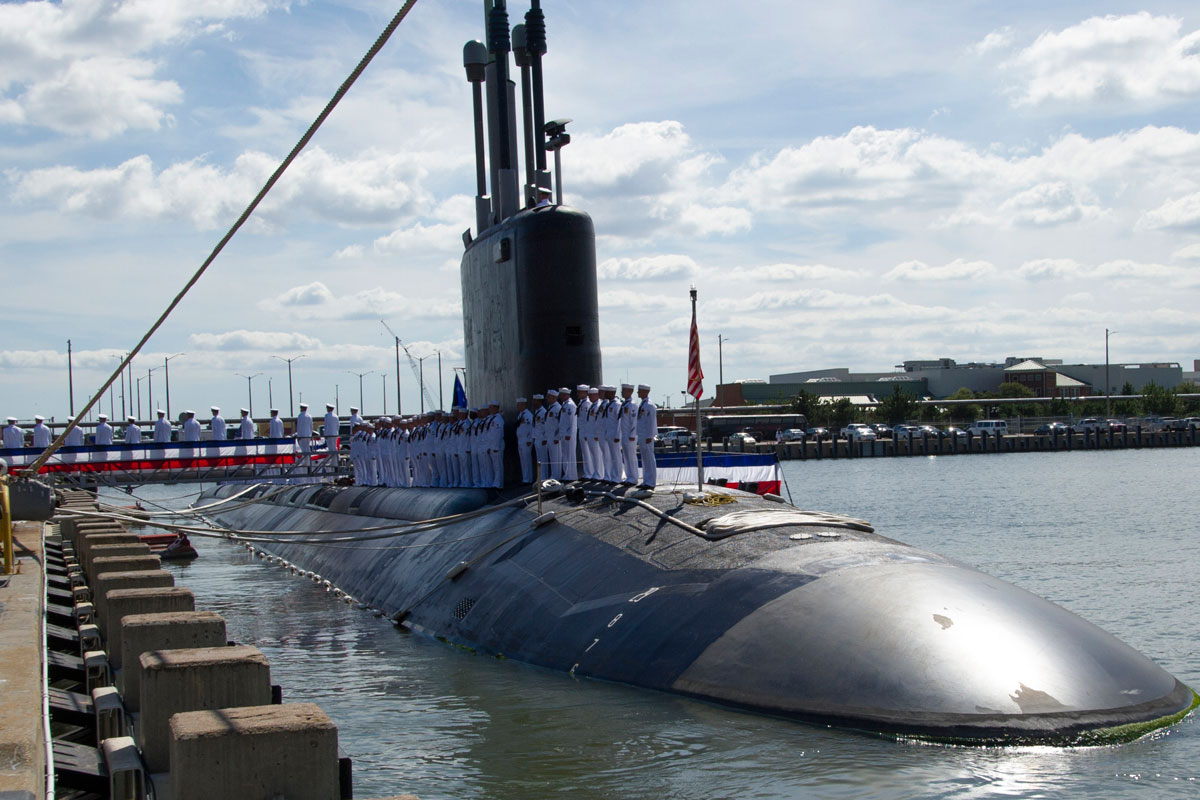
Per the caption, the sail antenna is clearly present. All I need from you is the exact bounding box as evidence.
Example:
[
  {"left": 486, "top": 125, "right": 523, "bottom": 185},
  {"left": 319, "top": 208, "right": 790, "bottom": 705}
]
[
  {"left": 512, "top": 24, "right": 537, "bottom": 208},
  {"left": 525, "top": 0, "right": 552, "bottom": 196},
  {"left": 545, "top": 118, "right": 571, "bottom": 206},
  {"left": 463, "top": 40, "right": 490, "bottom": 234},
  {"left": 487, "top": 0, "right": 518, "bottom": 220}
]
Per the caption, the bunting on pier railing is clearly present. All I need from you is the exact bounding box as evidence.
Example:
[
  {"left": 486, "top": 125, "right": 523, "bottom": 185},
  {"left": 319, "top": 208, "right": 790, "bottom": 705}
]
[
  {"left": 2, "top": 438, "right": 335, "bottom": 478},
  {"left": 655, "top": 452, "right": 780, "bottom": 495}
]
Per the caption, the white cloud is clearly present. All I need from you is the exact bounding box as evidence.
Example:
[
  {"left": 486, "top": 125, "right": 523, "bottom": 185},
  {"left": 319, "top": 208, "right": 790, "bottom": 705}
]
[
  {"left": 1007, "top": 13, "right": 1200, "bottom": 109},
  {"left": 598, "top": 255, "right": 698, "bottom": 281},
  {"left": 188, "top": 330, "right": 323, "bottom": 352},
  {"left": 973, "top": 27, "right": 1014, "bottom": 56},
  {"left": 258, "top": 281, "right": 461, "bottom": 321},
  {"left": 997, "top": 182, "right": 1103, "bottom": 226},
  {"left": 12, "top": 147, "right": 432, "bottom": 229},
  {"left": 1136, "top": 191, "right": 1200, "bottom": 231},
  {"left": 1017, "top": 258, "right": 1082, "bottom": 281},
  {"left": 1170, "top": 243, "right": 1200, "bottom": 261},
  {"left": 728, "top": 263, "right": 861, "bottom": 282},
  {"left": 884, "top": 259, "right": 996, "bottom": 282},
  {"left": 372, "top": 222, "right": 463, "bottom": 256},
  {"left": 0, "top": 0, "right": 277, "bottom": 138},
  {"left": 677, "top": 204, "right": 752, "bottom": 235}
]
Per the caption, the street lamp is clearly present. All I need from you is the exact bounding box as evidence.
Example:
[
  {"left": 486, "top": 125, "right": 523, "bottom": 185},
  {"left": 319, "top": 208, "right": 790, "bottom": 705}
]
[
  {"left": 381, "top": 373, "right": 388, "bottom": 415},
  {"left": 718, "top": 334, "right": 729, "bottom": 405},
  {"left": 1105, "top": 329, "right": 1119, "bottom": 417},
  {"left": 414, "top": 355, "right": 434, "bottom": 414},
  {"left": 271, "top": 354, "right": 306, "bottom": 417},
  {"left": 67, "top": 339, "right": 75, "bottom": 416},
  {"left": 135, "top": 375, "right": 145, "bottom": 419},
  {"left": 164, "top": 353, "right": 185, "bottom": 418},
  {"left": 110, "top": 354, "right": 126, "bottom": 418},
  {"left": 234, "top": 372, "right": 263, "bottom": 417},
  {"left": 345, "top": 370, "right": 374, "bottom": 414},
  {"left": 146, "top": 367, "right": 158, "bottom": 415}
]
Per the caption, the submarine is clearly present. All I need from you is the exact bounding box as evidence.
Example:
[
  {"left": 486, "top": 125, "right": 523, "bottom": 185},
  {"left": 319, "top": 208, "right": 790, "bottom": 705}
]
[{"left": 201, "top": 0, "right": 1197, "bottom": 745}]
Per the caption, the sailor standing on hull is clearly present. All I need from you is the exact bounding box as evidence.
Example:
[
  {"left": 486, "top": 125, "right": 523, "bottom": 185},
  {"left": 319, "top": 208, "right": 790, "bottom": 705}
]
[
  {"left": 349, "top": 407, "right": 363, "bottom": 430},
  {"left": 33, "top": 416, "right": 52, "bottom": 448},
  {"left": 94, "top": 414, "right": 114, "bottom": 446},
  {"left": 515, "top": 398, "right": 534, "bottom": 483},
  {"left": 586, "top": 386, "right": 602, "bottom": 479},
  {"left": 618, "top": 384, "right": 638, "bottom": 484},
  {"left": 64, "top": 418, "right": 84, "bottom": 447},
  {"left": 1, "top": 417, "right": 22, "bottom": 449},
  {"left": 486, "top": 402, "right": 504, "bottom": 487},
  {"left": 181, "top": 411, "right": 201, "bottom": 443},
  {"left": 558, "top": 387, "right": 578, "bottom": 481},
  {"left": 323, "top": 403, "right": 339, "bottom": 447},
  {"left": 546, "top": 390, "right": 563, "bottom": 479},
  {"left": 531, "top": 394, "right": 550, "bottom": 481},
  {"left": 123, "top": 416, "right": 142, "bottom": 444},
  {"left": 267, "top": 409, "right": 283, "bottom": 479},
  {"left": 210, "top": 407, "right": 226, "bottom": 442},
  {"left": 601, "top": 386, "right": 621, "bottom": 483},
  {"left": 575, "top": 385, "right": 592, "bottom": 479},
  {"left": 636, "top": 384, "right": 658, "bottom": 490}
]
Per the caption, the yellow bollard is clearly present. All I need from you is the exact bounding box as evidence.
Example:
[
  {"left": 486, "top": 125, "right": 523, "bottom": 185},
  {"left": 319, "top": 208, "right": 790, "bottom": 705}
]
[{"left": 1, "top": 471, "right": 14, "bottom": 576}]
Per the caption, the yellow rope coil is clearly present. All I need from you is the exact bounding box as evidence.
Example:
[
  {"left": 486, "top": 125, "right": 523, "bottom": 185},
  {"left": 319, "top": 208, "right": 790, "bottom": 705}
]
[{"left": 684, "top": 492, "right": 738, "bottom": 507}]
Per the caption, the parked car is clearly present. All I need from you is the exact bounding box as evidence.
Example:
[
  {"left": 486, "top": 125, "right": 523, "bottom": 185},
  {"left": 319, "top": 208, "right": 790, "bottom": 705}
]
[
  {"left": 776, "top": 428, "right": 806, "bottom": 442},
  {"left": 916, "top": 425, "right": 942, "bottom": 437},
  {"left": 1184, "top": 417, "right": 1200, "bottom": 429},
  {"left": 807, "top": 427, "right": 831, "bottom": 441},
  {"left": 967, "top": 419, "right": 1008, "bottom": 436},
  {"left": 1168, "top": 417, "right": 1194, "bottom": 431},
  {"left": 1076, "top": 418, "right": 1109, "bottom": 432},
  {"left": 656, "top": 428, "right": 696, "bottom": 447},
  {"left": 1159, "top": 417, "right": 1180, "bottom": 431},
  {"left": 840, "top": 423, "right": 877, "bottom": 442},
  {"left": 1105, "top": 419, "right": 1127, "bottom": 433},
  {"left": 868, "top": 423, "right": 893, "bottom": 438},
  {"left": 944, "top": 426, "right": 969, "bottom": 438},
  {"left": 892, "top": 424, "right": 922, "bottom": 438},
  {"left": 728, "top": 431, "right": 757, "bottom": 447},
  {"left": 1035, "top": 422, "right": 1071, "bottom": 435}
]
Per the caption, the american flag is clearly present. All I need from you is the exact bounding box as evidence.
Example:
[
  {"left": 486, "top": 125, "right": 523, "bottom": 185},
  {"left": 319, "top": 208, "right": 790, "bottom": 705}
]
[{"left": 687, "top": 302, "right": 704, "bottom": 399}]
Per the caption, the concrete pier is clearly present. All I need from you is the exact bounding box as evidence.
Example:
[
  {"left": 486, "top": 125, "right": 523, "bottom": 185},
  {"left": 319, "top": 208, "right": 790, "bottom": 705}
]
[
  {"left": 118, "top": 610, "right": 226, "bottom": 711},
  {"left": 95, "top": 569, "right": 175, "bottom": 631},
  {"left": 0, "top": 522, "right": 47, "bottom": 798},
  {"left": 105, "top": 586, "right": 196, "bottom": 667}
]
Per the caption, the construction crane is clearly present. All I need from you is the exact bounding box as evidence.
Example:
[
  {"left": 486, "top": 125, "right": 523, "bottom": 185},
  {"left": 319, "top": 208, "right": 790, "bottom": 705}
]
[{"left": 380, "top": 320, "right": 438, "bottom": 413}]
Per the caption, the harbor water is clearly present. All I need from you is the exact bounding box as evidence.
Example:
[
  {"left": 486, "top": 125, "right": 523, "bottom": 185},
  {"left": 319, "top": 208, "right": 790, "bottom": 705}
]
[{"left": 110, "top": 448, "right": 1199, "bottom": 799}]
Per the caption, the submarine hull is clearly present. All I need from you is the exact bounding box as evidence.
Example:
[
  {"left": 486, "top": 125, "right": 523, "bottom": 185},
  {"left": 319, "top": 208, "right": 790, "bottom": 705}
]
[{"left": 202, "top": 483, "right": 1196, "bottom": 744}]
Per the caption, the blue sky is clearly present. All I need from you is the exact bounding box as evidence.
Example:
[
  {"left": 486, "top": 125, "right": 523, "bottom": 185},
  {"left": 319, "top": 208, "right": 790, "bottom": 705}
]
[{"left": 2, "top": 0, "right": 1199, "bottom": 421}]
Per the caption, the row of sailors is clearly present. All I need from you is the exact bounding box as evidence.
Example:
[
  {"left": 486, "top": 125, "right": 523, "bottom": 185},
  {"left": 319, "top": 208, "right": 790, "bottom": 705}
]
[
  {"left": 516, "top": 383, "right": 658, "bottom": 489},
  {"left": 348, "top": 404, "right": 505, "bottom": 488},
  {"left": 3, "top": 402, "right": 346, "bottom": 448}
]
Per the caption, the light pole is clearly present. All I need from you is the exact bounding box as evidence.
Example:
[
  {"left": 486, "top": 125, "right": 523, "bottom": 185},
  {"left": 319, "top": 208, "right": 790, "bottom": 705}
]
[
  {"left": 135, "top": 376, "right": 144, "bottom": 419},
  {"left": 346, "top": 370, "right": 373, "bottom": 414},
  {"left": 271, "top": 354, "right": 306, "bottom": 417},
  {"left": 146, "top": 367, "right": 158, "bottom": 414},
  {"left": 234, "top": 372, "right": 263, "bottom": 417},
  {"left": 67, "top": 339, "right": 75, "bottom": 416},
  {"left": 438, "top": 351, "right": 443, "bottom": 410},
  {"left": 268, "top": 377, "right": 274, "bottom": 410},
  {"left": 111, "top": 354, "right": 126, "bottom": 418},
  {"left": 381, "top": 373, "right": 388, "bottom": 415},
  {"left": 1105, "top": 329, "right": 1118, "bottom": 417},
  {"left": 164, "top": 353, "right": 184, "bottom": 418},
  {"left": 414, "top": 355, "right": 433, "bottom": 415},
  {"left": 380, "top": 320, "right": 403, "bottom": 415},
  {"left": 718, "top": 334, "right": 728, "bottom": 405}
]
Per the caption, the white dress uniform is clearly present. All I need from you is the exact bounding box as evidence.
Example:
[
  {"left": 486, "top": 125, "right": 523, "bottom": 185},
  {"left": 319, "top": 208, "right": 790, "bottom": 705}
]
[
  {"left": 268, "top": 414, "right": 284, "bottom": 438},
  {"left": 182, "top": 414, "right": 201, "bottom": 442},
  {"left": 470, "top": 414, "right": 487, "bottom": 488},
  {"left": 1, "top": 420, "right": 22, "bottom": 449},
  {"left": 586, "top": 389, "right": 603, "bottom": 479},
  {"left": 323, "top": 408, "right": 339, "bottom": 450},
  {"left": 636, "top": 388, "right": 658, "bottom": 488},
  {"left": 602, "top": 390, "right": 622, "bottom": 482},
  {"left": 296, "top": 407, "right": 313, "bottom": 452},
  {"left": 154, "top": 414, "right": 173, "bottom": 443},
  {"left": 576, "top": 389, "right": 592, "bottom": 479},
  {"left": 33, "top": 418, "right": 52, "bottom": 448},
  {"left": 618, "top": 386, "right": 638, "bottom": 484},
  {"left": 210, "top": 409, "right": 227, "bottom": 442},
  {"left": 515, "top": 401, "right": 534, "bottom": 483},
  {"left": 532, "top": 397, "right": 550, "bottom": 481},
  {"left": 64, "top": 421, "right": 84, "bottom": 447},
  {"left": 124, "top": 420, "right": 142, "bottom": 444},
  {"left": 546, "top": 393, "right": 563, "bottom": 479},
  {"left": 486, "top": 407, "right": 504, "bottom": 487},
  {"left": 558, "top": 391, "right": 578, "bottom": 481},
  {"left": 238, "top": 412, "right": 255, "bottom": 439},
  {"left": 94, "top": 419, "right": 114, "bottom": 446}
]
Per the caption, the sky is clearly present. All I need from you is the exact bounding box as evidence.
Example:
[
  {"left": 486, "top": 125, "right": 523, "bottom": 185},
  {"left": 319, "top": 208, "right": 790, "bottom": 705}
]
[{"left": 2, "top": 0, "right": 1199, "bottom": 421}]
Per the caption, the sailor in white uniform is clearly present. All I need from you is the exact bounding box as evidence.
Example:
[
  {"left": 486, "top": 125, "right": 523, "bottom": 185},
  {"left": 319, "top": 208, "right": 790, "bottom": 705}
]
[
  {"left": 296, "top": 403, "right": 313, "bottom": 451},
  {"left": 558, "top": 387, "right": 578, "bottom": 481},
  {"left": 33, "top": 416, "right": 52, "bottom": 448},
  {"left": 636, "top": 384, "right": 658, "bottom": 489},
  {"left": 323, "top": 403, "right": 339, "bottom": 443},
  {"left": 585, "top": 386, "right": 602, "bottom": 479},
  {"left": 531, "top": 395, "right": 549, "bottom": 481},
  {"left": 546, "top": 390, "right": 563, "bottom": 479},
  {"left": 210, "top": 407, "right": 226, "bottom": 442},
  {"left": 181, "top": 410, "right": 201, "bottom": 442},
  {"left": 602, "top": 386, "right": 622, "bottom": 483},
  {"left": 124, "top": 416, "right": 142, "bottom": 444},
  {"left": 94, "top": 414, "right": 114, "bottom": 446},
  {"left": 153, "top": 410, "right": 172, "bottom": 443},
  {"left": 618, "top": 384, "right": 638, "bottom": 484},
  {"left": 64, "top": 418, "right": 84, "bottom": 447},
  {"left": 575, "top": 385, "right": 592, "bottom": 479},
  {"left": 485, "top": 402, "right": 504, "bottom": 487},
  {"left": 268, "top": 409, "right": 283, "bottom": 438},
  {"left": 238, "top": 409, "right": 254, "bottom": 439},
  {"left": 349, "top": 406, "right": 363, "bottom": 430},
  {"left": 1, "top": 417, "right": 21, "bottom": 449},
  {"left": 515, "top": 398, "right": 534, "bottom": 483}
]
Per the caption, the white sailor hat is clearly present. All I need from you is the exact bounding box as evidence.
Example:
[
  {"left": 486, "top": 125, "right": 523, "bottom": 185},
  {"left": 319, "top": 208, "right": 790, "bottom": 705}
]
[
  {"left": 532, "top": 393, "right": 544, "bottom": 400},
  {"left": 349, "top": 406, "right": 359, "bottom": 412},
  {"left": 211, "top": 406, "right": 220, "bottom": 412},
  {"left": 157, "top": 409, "right": 165, "bottom": 415},
  {"left": 5, "top": 416, "right": 16, "bottom": 423},
  {"left": 588, "top": 386, "right": 599, "bottom": 393},
  {"left": 326, "top": 403, "right": 335, "bottom": 409},
  {"left": 558, "top": 387, "right": 570, "bottom": 394},
  {"left": 576, "top": 384, "right": 589, "bottom": 392},
  {"left": 488, "top": 401, "right": 499, "bottom": 407},
  {"left": 185, "top": 409, "right": 195, "bottom": 415},
  {"left": 516, "top": 397, "right": 527, "bottom": 403},
  {"left": 67, "top": 416, "right": 75, "bottom": 422},
  {"left": 638, "top": 383, "right": 651, "bottom": 391},
  {"left": 127, "top": 415, "right": 136, "bottom": 422},
  {"left": 98, "top": 413, "right": 108, "bottom": 420},
  {"left": 620, "top": 383, "right": 633, "bottom": 390},
  {"left": 240, "top": 408, "right": 249, "bottom": 414},
  {"left": 299, "top": 402, "right": 308, "bottom": 409},
  {"left": 34, "top": 414, "right": 44, "bottom": 421},
  {"left": 270, "top": 408, "right": 279, "bottom": 414},
  {"left": 546, "top": 388, "right": 557, "bottom": 397}
]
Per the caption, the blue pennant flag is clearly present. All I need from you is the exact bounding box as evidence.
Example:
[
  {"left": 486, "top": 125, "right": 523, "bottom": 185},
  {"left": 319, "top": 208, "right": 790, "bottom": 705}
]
[{"left": 452, "top": 374, "right": 468, "bottom": 408}]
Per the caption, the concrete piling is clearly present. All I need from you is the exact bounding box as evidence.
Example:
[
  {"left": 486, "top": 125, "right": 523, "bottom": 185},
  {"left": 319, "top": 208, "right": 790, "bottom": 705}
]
[
  {"left": 104, "top": 587, "right": 196, "bottom": 668},
  {"left": 168, "top": 704, "right": 340, "bottom": 800},
  {"left": 94, "top": 569, "right": 175, "bottom": 635},
  {"left": 118, "top": 611, "right": 226, "bottom": 710},
  {"left": 88, "top": 552, "right": 159, "bottom": 585},
  {"left": 137, "top": 644, "right": 272, "bottom": 773}
]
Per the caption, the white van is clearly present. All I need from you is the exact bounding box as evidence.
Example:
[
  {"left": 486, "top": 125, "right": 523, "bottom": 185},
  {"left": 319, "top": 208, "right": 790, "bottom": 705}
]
[{"left": 967, "top": 419, "right": 1008, "bottom": 436}]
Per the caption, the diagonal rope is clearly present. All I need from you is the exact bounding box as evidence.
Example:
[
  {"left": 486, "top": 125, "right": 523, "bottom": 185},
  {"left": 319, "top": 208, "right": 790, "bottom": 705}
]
[{"left": 24, "top": 0, "right": 420, "bottom": 475}]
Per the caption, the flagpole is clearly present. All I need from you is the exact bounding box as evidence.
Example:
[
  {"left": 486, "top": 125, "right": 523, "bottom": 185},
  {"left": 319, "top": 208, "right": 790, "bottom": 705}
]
[{"left": 690, "top": 286, "right": 704, "bottom": 491}]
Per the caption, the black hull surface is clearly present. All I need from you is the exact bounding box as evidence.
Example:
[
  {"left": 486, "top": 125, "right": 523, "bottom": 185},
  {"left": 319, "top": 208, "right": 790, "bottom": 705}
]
[{"left": 201, "top": 483, "right": 1197, "bottom": 744}]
